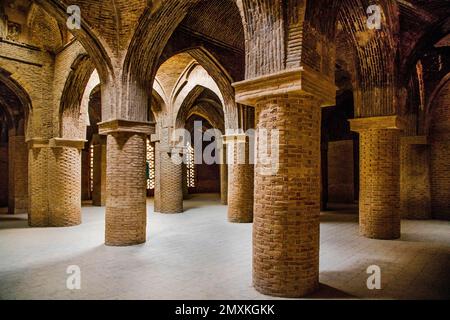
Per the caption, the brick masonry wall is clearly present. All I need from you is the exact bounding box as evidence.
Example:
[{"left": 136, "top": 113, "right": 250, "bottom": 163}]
[
  {"left": 8, "top": 135, "right": 28, "bottom": 214},
  {"left": 359, "top": 129, "right": 401, "bottom": 239},
  {"left": 105, "top": 132, "right": 147, "bottom": 246},
  {"left": 327, "top": 140, "right": 355, "bottom": 203},
  {"left": 430, "top": 81, "right": 450, "bottom": 220},
  {"left": 0, "top": 144, "right": 8, "bottom": 207},
  {"left": 253, "top": 94, "right": 321, "bottom": 298},
  {"left": 400, "top": 143, "right": 431, "bottom": 219},
  {"left": 227, "top": 138, "right": 254, "bottom": 223}
]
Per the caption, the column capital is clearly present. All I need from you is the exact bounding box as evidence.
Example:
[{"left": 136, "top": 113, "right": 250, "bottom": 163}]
[
  {"left": 349, "top": 115, "right": 406, "bottom": 132},
  {"left": 26, "top": 138, "right": 49, "bottom": 149},
  {"left": 222, "top": 133, "right": 247, "bottom": 144},
  {"left": 98, "top": 119, "right": 155, "bottom": 136},
  {"left": 400, "top": 135, "right": 428, "bottom": 145},
  {"left": 49, "top": 138, "right": 86, "bottom": 150},
  {"left": 232, "top": 66, "right": 336, "bottom": 107}
]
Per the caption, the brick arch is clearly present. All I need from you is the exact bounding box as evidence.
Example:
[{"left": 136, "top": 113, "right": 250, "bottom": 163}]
[
  {"left": 428, "top": 79, "right": 450, "bottom": 220},
  {"left": 0, "top": 68, "right": 32, "bottom": 136},
  {"left": 122, "top": 0, "right": 201, "bottom": 121},
  {"left": 151, "top": 89, "right": 166, "bottom": 123},
  {"left": 59, "top": 54, "right": 96, "bottom": 139},
  {"left": 237, "top": 0, "right": 400, "bottom": 117},
  {"left": 425, "top": 73, "right": 450, "bottom": 135},
  {"left": 33, "top": 0, "right": 114, "bottom": 83},
  {"left": 337, "top": 0, "right": 400, "bottom": 117},
  {"left": 159, "top": 48, "right": 238, "bottom": 130},
  {"left": 175, "top": 85, "right": 224, "bottom": 132},
  {"left": 399, "top": 18, "right": 450, "bottom": 88}
]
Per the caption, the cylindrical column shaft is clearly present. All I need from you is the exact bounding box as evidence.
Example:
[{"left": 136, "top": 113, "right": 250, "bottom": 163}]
[
  {"left": 359, "top": 128, "right": 401, "bottom": 239},
  {"left": 227, "top": 135, "right": 254, "bottom": 223},
  {"left": 105, "top": 132, "right": 147, "bottom": 246},
  {"left": 253, "top": 94, "right": 321, "bottom": 298}
]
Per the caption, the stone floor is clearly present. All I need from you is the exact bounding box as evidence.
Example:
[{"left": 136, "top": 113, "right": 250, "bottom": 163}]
[{"left": 0, "top": 194, "right": 449, "bottom": 300}]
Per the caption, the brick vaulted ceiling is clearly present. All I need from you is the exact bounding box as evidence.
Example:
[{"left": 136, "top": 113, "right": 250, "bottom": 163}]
[{"left": 3, "top": 1, "right": 447, "bottom": 70}]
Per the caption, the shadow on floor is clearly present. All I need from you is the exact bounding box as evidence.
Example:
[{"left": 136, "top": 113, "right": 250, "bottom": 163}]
[
  {"left": 306, "top": 283, "right": 356, "bottom": 299},
  {"left": 0, "top": 214, "right": 29, "bottom": 229},
  {"left": 320, "top": 212, "right": 358, "bottom": 223}
]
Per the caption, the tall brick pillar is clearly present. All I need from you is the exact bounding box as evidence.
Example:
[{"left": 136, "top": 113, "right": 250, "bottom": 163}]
[
  {"left": 233, "top": 68, "right": 335, "bottom": 298},
  {"left": 225, "top": 134, "right": 254, "bottom": 223},
  {"left": 48, "top": 138, "right": 84, "bottom": 226},
  {"left": 154, "top": 142, "right": 183, "bottom": 214},
  {"left": 350, "top": 116, "right": 404, "bottom": 239},
  {"left": 92, "top": 134, "right": 107, "bottom": 206},
  {"left": 28, "top": 139, "right": 50, "bottom": 226},
  {"left": 400, "top": 136, "right": 431, "bottom": 219},
  {"left": 8, "top": 135, "right": 28, "bottom": 214},
  {"left": 28, "top": 138, "right": 84, "bottom": 227},
  {"left": 99, "top": 120, "right": 153, "bottom": 246},
  {"left": 152, "top": 126, "right": 183, "bottom": 214},
  {"left": 220, "top": 162, "right": 228, "bottom": 205}
]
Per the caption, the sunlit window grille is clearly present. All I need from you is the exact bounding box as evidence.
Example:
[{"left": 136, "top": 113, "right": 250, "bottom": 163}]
[
  {"left": 146, "top": 138, "right": 155, "bottom": 190},
  {"left": 89, "top": 144, "right": 94, "bottom": 193},
  {"left": 186, "top": 142, "right": 195, "bottom": 188}
]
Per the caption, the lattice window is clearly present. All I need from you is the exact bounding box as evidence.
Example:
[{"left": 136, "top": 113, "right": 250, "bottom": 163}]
[
  {"left": 186, "top": 142, "right": 195, "bottom": 188},
  {"left": 146, "top": 138, "right": 155, "bottom": 190},
  {"left": 89, "top": 144, "right": 94, "bottom": 193}
]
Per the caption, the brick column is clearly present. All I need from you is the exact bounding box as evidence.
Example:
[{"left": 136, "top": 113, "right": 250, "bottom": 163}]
[
  {"left": 400, "top": 136, "right": 431, "bottom": 219},
  {"left": 48, "top": 138, "right": 84, "bottom": 227},
  {"left": 350, "top": 116, "right": 404, "bottom": 239},
  {"left": 220, "top": 163, "right": 228, "bottom": 205},
  {"left": 99, "top": 120, "right": 153, "bottom": 246},
  {"left": 28, "top": 138, "right": 84, "bottom": 227},
  {"left": 234, "top": 68, "right": 335, "bottom": 298},
  {"left": 8, "top": 135, "right": 28, "bottom": 214},
  {"left": 92, "top": 134, "right": 107, "bottom": 206},
  {"left": 154, "top": 142, "right": 183, "bottom": 214},
  {"left": 225, "top": 134, "right": 254, "bottom": 223},
  {"left": 28, "top": 139, "right": 50, "bottom": 226}
]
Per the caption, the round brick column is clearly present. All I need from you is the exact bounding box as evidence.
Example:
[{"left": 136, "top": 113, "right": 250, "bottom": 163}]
[
  {"left": 226, "top": 135, "right": 254, "bottom": 223},
  {"left": 105, "top": 132, "right": 147, "bottom": 246},
  {"left": 48, "top": 141, "right": 83, "bottom": 227},
  {"left": 28, "top": 140, "right": 50, "bottom": 227},
  {"left": 154, "top": 144, "right": 183, "bottom": 214},
  {"left": 358, "top": 128, "right": 401, "bottom": 239},
  {"left": 253, "top": 94, "right": 321, "bottom": 298}
]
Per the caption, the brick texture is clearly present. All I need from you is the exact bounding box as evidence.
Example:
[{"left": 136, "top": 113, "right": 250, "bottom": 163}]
[
  {"left": 28, "top": 145, "right": 50, "bottom": 227},
  {"left": 359, "top": 129, "right": 401, "bottom": 239},
  {"left": 227, "top": 137, "right": 254, "bottom": 223},
  {"left": 220, "top": 163, "right": 228, "bottom": 205},
  {"left": 105, "top": 132, "right": 147, "bottom": 246},
  {"left": 92, "top": 138, "right": 107, "bottom": 206},
  {"left": 0, "top": 143, "right": 8, "bottom": 207},
  {"left": 154, "top": 144, "right": 183, "bottom": 214},
  {"left": 327, "top": 140, "right": 354, "bottom": 203},
  {"left": 430, "top": 82, "right": 450, "bottom": 220},
  {"left": 400, "top": 142, "right": 431, "bottom": 219},
  {"left": 8, "top": 135, "right": 28, "bottom": 214},
  {"left": 253, "top": 94, "right": 321, "bottom": 298},
  {"left": 48, "top": 146, "right": 82, "bottom": 226}
]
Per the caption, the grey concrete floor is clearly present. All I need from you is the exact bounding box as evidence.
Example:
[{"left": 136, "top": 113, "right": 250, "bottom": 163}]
[{"left": 0, "top": 194, "right": 449, "bottom": 300}]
